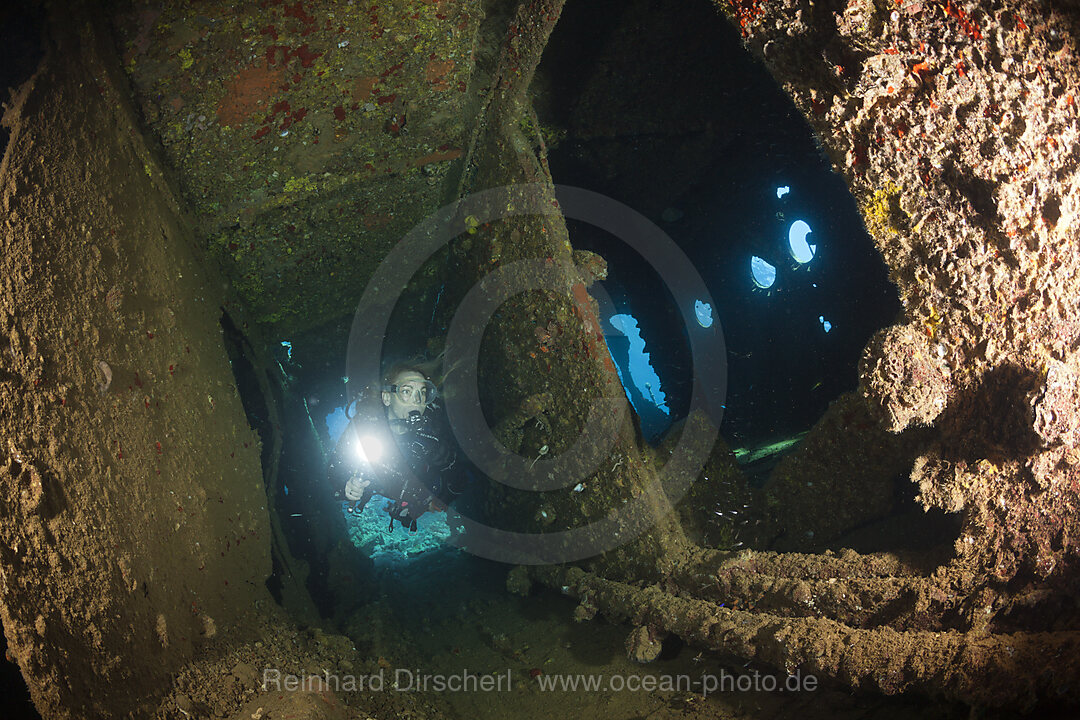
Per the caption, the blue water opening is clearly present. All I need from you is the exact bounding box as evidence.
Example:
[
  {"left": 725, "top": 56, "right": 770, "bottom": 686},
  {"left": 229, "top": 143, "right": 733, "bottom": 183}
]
[
  {"left": 750, "top": 256, "right": 776, "bottom": 289},
  {"left": 694, "top": 299, "right": 714, "bottom": 328},
  {"left": 606, "top": 313, "right": 671, "bottom": 439},
  {"left": 788, "top": 220, "right": 816, "bottom": 264},
  {"left": 326, "top": 404, "right": 350, "bottom": 444}
]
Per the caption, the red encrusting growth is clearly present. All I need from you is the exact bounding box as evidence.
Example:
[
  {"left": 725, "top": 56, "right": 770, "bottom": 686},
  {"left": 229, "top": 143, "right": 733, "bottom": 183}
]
[
  {"left": 727, "top": 0, "right": 765, "bottom": 37},
  {"left": 266, "top": 44, "right": 322, "bottom": 69},
  {"left": 942, "top": 0, "right": 983, "bottom": 41},
  {"left": 283, "top": 1, "right": 315, "bottom": 25}
]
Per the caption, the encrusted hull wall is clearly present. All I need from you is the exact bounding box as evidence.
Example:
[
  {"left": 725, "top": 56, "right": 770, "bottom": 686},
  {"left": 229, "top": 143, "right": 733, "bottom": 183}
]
[
  {"left": 716, "top": 0, "right": 1080, "bottom": 604},
  {"left": 0, "top": 6, "right": 272, "bottom": 718}
]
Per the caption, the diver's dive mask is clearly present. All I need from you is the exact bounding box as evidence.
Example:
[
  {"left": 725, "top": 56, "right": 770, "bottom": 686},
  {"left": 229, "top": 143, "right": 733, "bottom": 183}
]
[{"left": 383, "top": 379, "right": 438, "bottom": 406}]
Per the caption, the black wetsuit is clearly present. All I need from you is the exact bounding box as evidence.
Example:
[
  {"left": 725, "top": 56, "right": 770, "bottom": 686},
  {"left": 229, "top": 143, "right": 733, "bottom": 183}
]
[{"left": 330, "top": 406, "right": 463, "bottom": 531}]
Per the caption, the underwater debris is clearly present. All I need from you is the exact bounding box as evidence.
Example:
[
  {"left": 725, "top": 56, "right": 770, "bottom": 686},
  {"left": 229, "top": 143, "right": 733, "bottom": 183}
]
[
  {"left": 861, "top": 324, "right": 951, "bottom": 431},
  {"left": 625, "top": 624, "right": 664, "bottom": 664},
  {"left": 96, "top": 360, "right": 112, "bottom": 394},
  {"left": 105, "top": 285, "right": 123, "bottom": 312},
  {"left": 1030, "top": 356, "right": 1080, "bottom": 448},
  {"left": 529, "top": 444, "right": 549, "bottom": 469}
]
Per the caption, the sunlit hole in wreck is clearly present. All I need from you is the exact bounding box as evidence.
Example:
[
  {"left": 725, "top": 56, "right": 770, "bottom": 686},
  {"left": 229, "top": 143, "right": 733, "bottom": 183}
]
[
  {"left": 324, "top": 404, "right": 349, "bottom": 445},
  {"left": 607, "top": 313, "right": 671, "bottom": 440},
  {"left": 694, "top": 299, "right": 714, "bottom": 329},
  {"left": 787, "top": 219, "right": 816, "bottom": 265},
  {"left": 750, "top": 255, "right": 778, "bottom": 289}
]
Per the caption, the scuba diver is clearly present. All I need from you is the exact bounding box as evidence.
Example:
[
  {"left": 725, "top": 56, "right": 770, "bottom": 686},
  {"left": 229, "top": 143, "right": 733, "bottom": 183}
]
[{"left": 329, "top": 364, "right": 465, "bottom": 532}]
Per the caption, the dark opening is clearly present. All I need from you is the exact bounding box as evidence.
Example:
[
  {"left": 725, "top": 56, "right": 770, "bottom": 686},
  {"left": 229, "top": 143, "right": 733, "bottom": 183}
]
[
  {"left": 0, "top": 14, "right": 48, "bottom": 711},
  {"left": 219, "top": 312, "right": 295, "bottom": 608},
  {"left": 0, "top": 2, "right": 45, "bottom": 162},
  {"left": 539, "top": 0, "right": 902, "bottom": 451},
  {"left": 0, "top": 629, "right": 40, "bottom": 720}
]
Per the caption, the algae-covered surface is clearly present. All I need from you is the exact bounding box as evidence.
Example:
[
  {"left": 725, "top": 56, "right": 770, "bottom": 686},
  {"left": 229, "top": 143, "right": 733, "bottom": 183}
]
[
  {"left": 336, "top": 548, "right": 962, "bottom": 720},
  {"left": 111, "top": 0, "right": 482, "bottom": 334}
]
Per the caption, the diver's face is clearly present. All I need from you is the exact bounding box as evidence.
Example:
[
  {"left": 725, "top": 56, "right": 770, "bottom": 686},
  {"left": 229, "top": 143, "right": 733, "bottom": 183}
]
[{"left": 382, "top": 371, "right": 429, "bottom": 420}]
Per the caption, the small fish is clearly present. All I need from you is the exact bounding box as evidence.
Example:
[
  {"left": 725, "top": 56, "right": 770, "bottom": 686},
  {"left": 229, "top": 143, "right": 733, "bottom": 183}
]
[{"left": 810, "top": 381, "right": 823, "bottom": 391}]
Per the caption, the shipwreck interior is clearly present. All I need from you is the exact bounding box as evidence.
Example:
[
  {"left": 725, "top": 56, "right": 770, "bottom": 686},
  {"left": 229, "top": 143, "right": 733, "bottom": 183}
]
[{"left": 3, "top": 0, "right": 1080, "bottom": 718}]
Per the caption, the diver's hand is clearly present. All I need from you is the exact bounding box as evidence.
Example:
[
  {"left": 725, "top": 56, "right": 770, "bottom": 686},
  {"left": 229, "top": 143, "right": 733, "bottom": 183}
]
[{"left": 344, "top": 477, "right": 371, "bottom": 501}]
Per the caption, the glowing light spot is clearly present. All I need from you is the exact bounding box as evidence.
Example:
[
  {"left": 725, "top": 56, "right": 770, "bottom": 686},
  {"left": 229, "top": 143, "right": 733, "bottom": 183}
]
[
  {"left": 352, "top": 434, "right": 382, "bottom": 464},
  {"left": 776, "top": 185, "right": 790, "bottom": 199},
  {"left": 750, "top": 256, "right": 776, "bottom": 289},
  {"left": 819, "top": 315, "right": 832, "bottom": 333},
  {"left": 788, "top": 220, "right": 816, "bottom": 264},
  {"left": 694, "top": 300, "right": 714, "bottom": 328}
]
